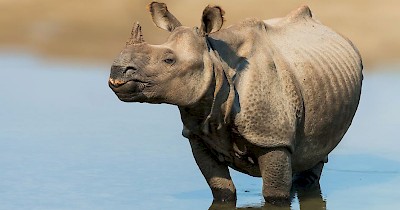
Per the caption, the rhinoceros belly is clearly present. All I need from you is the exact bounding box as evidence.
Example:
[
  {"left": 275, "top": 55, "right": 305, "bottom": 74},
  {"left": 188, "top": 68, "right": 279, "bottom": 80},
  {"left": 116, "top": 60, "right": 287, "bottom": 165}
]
[{"left": 194, "top": 128, "right": 262, "bottom": 177}]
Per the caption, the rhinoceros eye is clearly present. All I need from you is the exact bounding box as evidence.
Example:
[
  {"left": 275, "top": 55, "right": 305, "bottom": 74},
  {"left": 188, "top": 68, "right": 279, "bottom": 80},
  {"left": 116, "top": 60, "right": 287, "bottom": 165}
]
[{"left": 163, "top": 58, "right": 175, "bottom": 65}]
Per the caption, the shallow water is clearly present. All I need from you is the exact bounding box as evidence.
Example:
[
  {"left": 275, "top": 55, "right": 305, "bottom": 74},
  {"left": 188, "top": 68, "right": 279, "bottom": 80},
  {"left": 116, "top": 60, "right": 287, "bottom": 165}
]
[{"left": 0, "top": 53, "right": 399, "bottom": 210}]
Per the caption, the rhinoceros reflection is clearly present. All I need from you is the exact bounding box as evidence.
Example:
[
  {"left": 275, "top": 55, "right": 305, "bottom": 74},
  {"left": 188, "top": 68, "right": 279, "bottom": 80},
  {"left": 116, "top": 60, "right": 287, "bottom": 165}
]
[{"left": 208, "top": 185, "right": 326, "bottom": 210}]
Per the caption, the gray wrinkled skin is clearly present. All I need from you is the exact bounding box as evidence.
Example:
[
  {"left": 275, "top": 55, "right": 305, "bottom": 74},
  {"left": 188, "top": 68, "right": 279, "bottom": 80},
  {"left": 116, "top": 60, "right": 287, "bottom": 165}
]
[{"left": 108, "top": 2, "right": 363, "bottom": 205}]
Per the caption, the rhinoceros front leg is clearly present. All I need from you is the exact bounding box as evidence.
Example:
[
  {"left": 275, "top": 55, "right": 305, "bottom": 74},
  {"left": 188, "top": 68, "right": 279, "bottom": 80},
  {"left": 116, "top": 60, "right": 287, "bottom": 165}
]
[
  {"left": 256, "top": 147, "right": 292, "bottom": 205},
  {"left": 188, "top": 137, "right": 236, "bottom": 203}
]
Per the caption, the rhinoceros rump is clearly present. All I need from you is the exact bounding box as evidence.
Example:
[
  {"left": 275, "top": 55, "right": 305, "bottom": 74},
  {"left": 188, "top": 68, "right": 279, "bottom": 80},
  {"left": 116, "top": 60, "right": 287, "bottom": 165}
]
[{"left": 109, "top": 2, "right": 363, "bottom": 205}]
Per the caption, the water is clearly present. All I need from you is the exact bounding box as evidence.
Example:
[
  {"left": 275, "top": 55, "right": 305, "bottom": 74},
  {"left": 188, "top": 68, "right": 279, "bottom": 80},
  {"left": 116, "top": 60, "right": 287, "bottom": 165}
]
[{"left": 0, "top": 53, "right": 399, "bottom": 210}]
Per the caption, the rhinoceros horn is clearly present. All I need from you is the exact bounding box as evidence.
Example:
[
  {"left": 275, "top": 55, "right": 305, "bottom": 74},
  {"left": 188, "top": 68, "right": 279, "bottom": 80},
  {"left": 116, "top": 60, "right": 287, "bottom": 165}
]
[{"left": 126, "top": 22, "right": 145, "bottom": 46}]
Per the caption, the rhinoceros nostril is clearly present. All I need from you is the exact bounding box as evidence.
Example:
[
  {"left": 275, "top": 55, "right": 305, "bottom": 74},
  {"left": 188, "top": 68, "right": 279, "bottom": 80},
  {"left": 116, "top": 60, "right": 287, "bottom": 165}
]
[{"left": 123, "top": 66, "right": 137, "bottom": 75}]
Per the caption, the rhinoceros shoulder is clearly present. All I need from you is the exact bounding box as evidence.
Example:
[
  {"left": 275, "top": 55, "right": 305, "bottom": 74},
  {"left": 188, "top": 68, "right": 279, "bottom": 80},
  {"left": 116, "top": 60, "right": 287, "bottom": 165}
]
[{"left": 221, "top": 17, "right": 266, "bottom": 34}]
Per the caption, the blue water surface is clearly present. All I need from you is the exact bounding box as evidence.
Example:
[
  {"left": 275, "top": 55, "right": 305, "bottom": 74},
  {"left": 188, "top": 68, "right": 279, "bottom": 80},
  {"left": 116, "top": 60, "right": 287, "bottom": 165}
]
[{"left": 0, "top": 53, "right": 399, "bottom": 210}]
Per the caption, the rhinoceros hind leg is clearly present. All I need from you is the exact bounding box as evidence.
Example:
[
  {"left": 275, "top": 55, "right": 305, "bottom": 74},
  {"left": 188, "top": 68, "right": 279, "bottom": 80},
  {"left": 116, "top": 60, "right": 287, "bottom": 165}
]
[
  {"left": 257, "top": 147, "right": 292, "bottom": 205},
  {"left": 293, "top": 159, "right": 326, "bottom": 189}
]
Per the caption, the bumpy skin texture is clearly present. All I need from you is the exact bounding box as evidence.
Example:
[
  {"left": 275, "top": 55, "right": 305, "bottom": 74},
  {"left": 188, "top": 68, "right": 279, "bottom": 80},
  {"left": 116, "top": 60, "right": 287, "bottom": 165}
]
[{"left": 109, "top": 2, "right": 363, "bottom": 205}]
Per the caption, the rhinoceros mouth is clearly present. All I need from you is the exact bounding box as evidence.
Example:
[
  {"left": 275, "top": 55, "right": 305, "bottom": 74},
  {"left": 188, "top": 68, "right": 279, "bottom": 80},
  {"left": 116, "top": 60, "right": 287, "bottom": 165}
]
[
  {"left": 109, "top": 80, "right": 149, "bottom": 102},
  {"left": 115, "top": 92, "right": 147, "bottom": 102}
]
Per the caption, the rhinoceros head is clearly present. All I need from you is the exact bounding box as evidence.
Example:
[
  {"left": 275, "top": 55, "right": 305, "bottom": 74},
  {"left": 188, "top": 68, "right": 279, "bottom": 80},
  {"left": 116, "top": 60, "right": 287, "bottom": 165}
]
[{"left": 109, "top": 2, "right": 225, "bottom": 106}]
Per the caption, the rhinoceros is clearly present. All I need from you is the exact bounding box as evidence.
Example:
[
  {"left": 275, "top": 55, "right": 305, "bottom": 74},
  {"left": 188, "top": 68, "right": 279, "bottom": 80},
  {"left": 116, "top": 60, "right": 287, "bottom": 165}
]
[{"left": 108, "top": 2, "right": 363, "bottom": 204}]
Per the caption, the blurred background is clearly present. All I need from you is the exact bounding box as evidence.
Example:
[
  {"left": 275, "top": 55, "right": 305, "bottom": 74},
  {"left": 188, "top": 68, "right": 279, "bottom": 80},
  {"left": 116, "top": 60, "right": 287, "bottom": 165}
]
[
  {"left": 1, "top": 1, "right": 400, "bottom": 210},
  {"left": 0, "top": 0, "right": 399, "bottom": 68}
]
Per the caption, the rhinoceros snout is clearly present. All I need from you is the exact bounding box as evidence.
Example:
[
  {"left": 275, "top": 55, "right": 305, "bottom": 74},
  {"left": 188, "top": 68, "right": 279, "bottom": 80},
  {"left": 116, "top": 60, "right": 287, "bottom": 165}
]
[
  {"left": 108, "top": 64, "right": 149, "bottom": 102},
  {"left": 109, "top": 64, "right": 140, "bottom": 86},
  {"left": 110, "top": 65, "right": 138, "bottom": 78}
]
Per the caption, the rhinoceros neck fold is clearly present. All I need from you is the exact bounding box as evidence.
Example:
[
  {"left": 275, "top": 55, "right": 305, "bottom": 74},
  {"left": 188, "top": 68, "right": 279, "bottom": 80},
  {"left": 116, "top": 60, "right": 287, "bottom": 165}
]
[
  {"left": 205, "top": 37, "right": 236, "bottom": 125},
  {"left": 179, "top": 41, "right": 237, "bottom": 138}
]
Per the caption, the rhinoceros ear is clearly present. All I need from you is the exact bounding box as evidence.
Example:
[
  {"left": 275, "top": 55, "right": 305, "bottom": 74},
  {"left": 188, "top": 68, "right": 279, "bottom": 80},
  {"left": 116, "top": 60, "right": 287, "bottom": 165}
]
[
  {"left": 148, "top": 2, "right": 182, "bottom": 32},
  {"left": 200, "top": 5, "right": 225, "bottom": 36}
]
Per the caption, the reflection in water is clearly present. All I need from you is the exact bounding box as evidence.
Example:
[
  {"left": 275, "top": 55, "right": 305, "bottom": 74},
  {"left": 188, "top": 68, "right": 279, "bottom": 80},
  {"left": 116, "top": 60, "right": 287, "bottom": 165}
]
[
  {"left": 296, "top": 185, "right": 326, "bottom": 210},
  {"left": 209, "top": 184, "right": 326, "bottom": 210}
]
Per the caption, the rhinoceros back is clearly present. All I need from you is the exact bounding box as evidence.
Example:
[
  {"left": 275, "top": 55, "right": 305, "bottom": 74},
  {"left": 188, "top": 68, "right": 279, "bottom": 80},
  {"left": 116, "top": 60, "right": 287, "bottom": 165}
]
[{"left": 264, "top": 6, "right": 363, "bottom": 169}]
